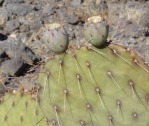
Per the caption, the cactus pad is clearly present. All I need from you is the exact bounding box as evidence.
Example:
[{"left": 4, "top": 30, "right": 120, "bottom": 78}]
[
  {"left": 38, "top": 43, "right": 149, "bottom": 126},
  {"left": 0, "top": 92, "right": 46, "bottom": 126}
]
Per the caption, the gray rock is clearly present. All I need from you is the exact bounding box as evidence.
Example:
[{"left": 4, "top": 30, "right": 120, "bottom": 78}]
[
  {"left": 0, "top": 0, "right": 4, "bottom": 5},
  {"left": 145, "top": 27, "right": 149, "bottom": 37},
  {"left": 139, "top": 10, "right": 149, "bottom": 27},
  {"left": 4, "top": 0, "right": 24, "bottom": 4},
  {"left": 18, "top": 16, "right": 30, "bottom": 25},
  {"left": 0, "top": 39, "right": 40, "bottom": 65},
  {"left": 57, "top": 1, "right": 64, "bottom": 7},
  {"left": 30, "top": 21, "right": 42, "bottom": 30},
  {"left": 5, "top": 19, "right": 20, "bottom": 32},
  {"left": 56, "top": 7, "right": 67, "bottom": 19},
  {"left": 32, "top": 5, "right": 43, "bottom": 12},
  {"left": 71, "top": 0, "right": 83, "bottom": 6},
  {"left": 108, "top": 3, "right": 126, "bottom": 25},
  {"left": 126, "top": 1, "right": 149, "bottom": 27},
  {"left": 43, "top": 5, "right": 55, "bottom": 15},
  {"left": 0, "top": 8, "right": 9, "bottom": 26},
  {"left": 74, "top": 25, "right": 83, "bottom": 38},
  {"left": 48, "top": 0, "right": 61, "bottom": 3},
  {"left": 1, "top": 57, "right": 24, "bottom": 76},
  {"left": 17, "top": 32, "right": 31, "bottom": 43},
  {"left": 19, "top": 24, "right": 30, "bottom": 32},
  {"left": 0, "top": 85, "right": 5, "bottom": 97},
  {"left": 6, "top": 4, "right": 32, "bottom": 16},
  {"left": 65, "top": 15, "right": 79, "bottom": 25},
  {"left": 123, "top": 23, "right": 139, "bottom": 37}
]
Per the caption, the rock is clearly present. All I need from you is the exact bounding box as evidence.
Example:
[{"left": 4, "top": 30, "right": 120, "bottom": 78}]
[
  {"left": 6, "top": 4, "right": 32, "bottom": 16},
  {"left": 71, "top": 0, "right": 83, "bottom": 6},
  {"left": 89, "top": 0, "right": 108, "bottom": 18},
  {"left": 0, "top": 33, "right": 7, "bottom": 41},
  {"left": 4, "top": 0, "right": 24, "bottom": 4},
  {"left": 43, "top": 5, "right": 55, "bottom": 15},
  {"left": 0, "top": 0, "right": 4, "bottom": 5},
  {"left": 30, "top": 21, "right": 43, "bottom": 30},
  {"left": 139, "top": 10, "right": 149, "bottom": 27},
  {"left": 56, "top": 7, "right": 67, "bottom": 19},
  {"left": 1, "top": 57, "right": 25, "bottom": 76},
  {"left": 17, "top": 32, "right": 30, "bottom": 43},
  {"left": 65, "top": 15, "right": 79, "bottom": 25},
  {"left": 19, "top": 24, "right": 30, "bottom": 32},
  {"left": 0, "top": 39, "right": 40, "bottom": 65},
  {"left": 108, "top": 2, "right": 126, "bottom": 25},
  {"left": 123, "top": 23, "right": 139, "bottom": 37},
  {"left": 145, "top": 27, "right": 149, "bottom": 37},
  {"left": 64, "top": 23, "right": 74, "bottom": 40},
  {"left": 0, "top": 85, "right": 5, "bottom": 97},
  {"left": 0, "top": 57, "right": 9, "bottom": 66},
  {"left": 5, "top": 19, "right": 20, "bottom": 32},
  {"left": 74, "top": 25, "right": 83, "bottom": 39},
  {"left": 0, "top": 8, "right": 9, "bottom": 26},
  {"left": 33, "top": 4, "right": 43, "bottom": 11},
  {"left": 57, "top": 1, "right": 64, "bottom": 7},
  {"left": 47, "top": 0, "right": 60, "bottom": 3},
  {"left": 126, "top": 1, "right": 149, "bottom": 27},
  {"left": 18, "top": 16, "right": 30, "bottom": 25}
]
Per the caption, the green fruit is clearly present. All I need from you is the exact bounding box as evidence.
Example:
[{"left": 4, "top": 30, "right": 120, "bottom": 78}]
[
  {"left": 43, "top": 23, "right": 69, "bottom": 53},
  {"left": 84, "top": 16, "right": 109, "bottom": 47},
  {"left": 0, "top": 92, "right": 46, "bottom": 126},
  {"left": 38, "top": 43, "right": 149, "bottom": 126}
]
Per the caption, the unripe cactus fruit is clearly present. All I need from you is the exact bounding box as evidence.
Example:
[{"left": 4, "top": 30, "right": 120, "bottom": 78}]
[
  {"left": 84, "top": 16, "right": 109, "bottom": 47},
  {"left": 38, "top": 43, "right": 149, "bottom": 126},
  {"left": 0, "top": 92, "right": 46, "bottom": 126},
  {"left": 43, "top": 23, "right": 69, "bottom": 53}
]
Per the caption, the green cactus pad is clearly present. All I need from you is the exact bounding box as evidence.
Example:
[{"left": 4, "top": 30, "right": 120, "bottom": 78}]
[
  {"left": 84, "top": 16, "right": 109, "bottom": 47},
  {"left": 0, "top": 92, "right": 46, "bottom": 126},
  {"left": 38, "top": 43, "right": 149, "bottom": 126}
]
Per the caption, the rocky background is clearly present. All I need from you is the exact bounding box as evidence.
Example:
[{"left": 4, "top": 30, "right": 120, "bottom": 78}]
[{"left": 0, "top": 0, "right": 149, "bottom": 94}]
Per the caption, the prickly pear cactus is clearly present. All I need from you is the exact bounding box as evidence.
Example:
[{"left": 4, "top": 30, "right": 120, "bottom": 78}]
[
  {"left": 38, "top": 43, "right": 149, "bottom": 126},
  {"left": 43, "top": 23, "right": 69, "bottom": 53},
  {"left": 0, "top": 92, "right": 46, "bottom": 126},
  {"left": 1, "top": 15, "right": 149, "bottom": 126},
  {"left": 84, "top": 16, "right": 109, "bottom": 47}
]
